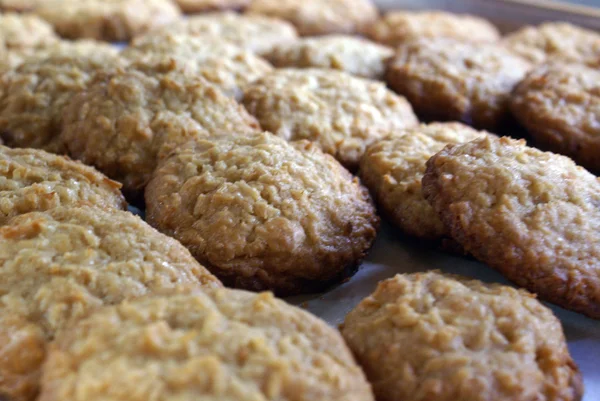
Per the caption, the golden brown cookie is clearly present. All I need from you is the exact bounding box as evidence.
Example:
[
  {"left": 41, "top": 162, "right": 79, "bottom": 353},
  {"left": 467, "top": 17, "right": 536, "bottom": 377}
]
[
  {"left": 341, "top": 271, "right": 583, "bottom": 401},
  {"left": 34, "top": 0, "right": 181, "bottom": 41},
  {"left": 145, "top": 133, "right": 379, "bottom": 295},
  {"left": 367, "top": 11, "right": 500, "bottom": 47},
  {"left": 422, "top": 136, "right": 600, "bottom": 319},
  {"left": 386, "top": 38, "right": 531, "bottom": 131},
  {"left": 175, "top": 0, "right": 249, "bottom": 13},
  {"left": 39, "top": 289, "right": 374, "bottom": 401},
  {"left": 60, "top": 60, "right": 260, "bottom": 199},
  {"left": 0, "top": 206, "right": 220, "bottom": 401},
  {"left": 502, "top": 22, "right": 600, "bottom": 65},
  {"left": 511, "top": 63, "right": 600, "bottom": 172},
  {"left": 246, "top": 0, "right": 378, "bottom": 36},
  {"left": 123, "top": 33, "right": 273, "bottom": 99},
  {"left": 264, "top": 35, "right": 393, "bottom": 80},
  {"left": 360, "top": 122, "right": 487, "bottom": 240},
  {"left": 0, "top": 145, "right": 126, "bottom": 225},
  {"left": 242, "top": 68, "right": 418, "bottom": 170},
  {"left": 0, "top": 13, "right": 58, "bottom": 50}
]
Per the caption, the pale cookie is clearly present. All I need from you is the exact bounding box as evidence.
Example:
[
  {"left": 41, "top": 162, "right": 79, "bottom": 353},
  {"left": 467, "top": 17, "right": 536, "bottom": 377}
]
[
  {"left": 34, "top": 0, "right": 181, "bottom": 41},
  {"left": 265, "top": 35, "right": 393, "bottom": 80},
  {"left": 511, "top": 63, "right": 600, "bottom": 172},
  {"left": 123, "top": 33, "right": 273, "bottom": 99},
  {"left": 386, "top": 38, "right": 531, "bottom": 131},
  {"left": 175, "top": 0, "right": 249, "bottom": 13},
  {"left": 502, "top": 22, "right": 600, "bottom": 65},
  {"left": 145, "top": 133, "right": 379, "bottom": 295},
  {"left": 0, "top": 145, "right": 126, "bottom": 226},
  {"left": 0, "top": 13, "right": 58, "bottom": 50},
  {"left": 422, "top": 136, "right": 600, "bottom": 319},
  {"left": 242, "top": 68, "right": 418, "bottom": 170},
  {"left": 341, "top": 271, "right": 583, "bottom": 401},
  {"left": 0, "top": 0, "right": 40, "bottom": 12},
  {"left": 0, "top": 207, "right": 220, "bottom": 401},
  {"left": 360, "top": 122, "right": 486, "bottom": 240},
  {"left": 246, "top": 0, "right": 378, "bottom": 36},
  {"left": 367, "top": 11, "right": 500, "bottom": 47}
]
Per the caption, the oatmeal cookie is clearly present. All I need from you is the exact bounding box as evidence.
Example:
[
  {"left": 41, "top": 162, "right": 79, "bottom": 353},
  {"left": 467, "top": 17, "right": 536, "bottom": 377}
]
[
  {"left": 360, "top": 122, "right": 486, "bottom": 240},
  {"left": 123, "top": 33, "right": 273, "bottom": 99},
  {"left": 386, "top": 38, "right": 531, "bottom": 131},
  {"left": 511, "top": 63, "right": 600, "bottom": 172},
  {"left": 34, "top": 0, "right": 181, "bottom": 41},
  {"left": 242, "top": 68, "right": 418, "bottom": 170},
  {"left": 0, "top": 13, "right": 58, "bottom": 50},
  {"left": 0, "top": 0, "right": 40, "bottom": 12},
  {"left": 422, "top": 136, "right": 600, "bottom": 318},
  {"left": 0, "top": 146, "right": 126, "bottom": 226},
  {"left": 145, "top": 133, "right": 379, "bottom": 295},
  {"left": 175, "top": 0, "right": 249, "bottom": 13},
  {"left": 246, "top": 0, "right": 378, "bottom": 36},
  {"left": 0, "top": 207, "right": 220, "bottom": 401},
  {"left": 367, "top": 11, "right": 500, "bottom": 47},
  {"left": 502, "top": 22, "right": 600, "bottom": 65},
  {"left": 341, "top": 271, "right": 583, "bottom": 401},
  {"left": 264, "top": 35, "right": 393, "bottom": 80}
]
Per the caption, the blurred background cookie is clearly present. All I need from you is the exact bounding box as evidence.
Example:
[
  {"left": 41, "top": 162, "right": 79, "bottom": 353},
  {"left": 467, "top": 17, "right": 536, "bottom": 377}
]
[
  {"left": 175, "top": 0, "right": 249, "bottom": 13},
  {"left": 0, "top": 13, "right": 58, "bottom": 50}
]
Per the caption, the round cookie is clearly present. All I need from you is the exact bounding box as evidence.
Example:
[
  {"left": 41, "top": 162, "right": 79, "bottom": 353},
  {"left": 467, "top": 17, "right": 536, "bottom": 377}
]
[
  {"left": 0, "top": 13, "right": 58, "bottom": 50},
  {"left": 0, "top": 207, "right": 220, "bottom": 401},
  {"left": 242, "top": 68, "right": 418, "bottom": 170},
  {"left": 422, "top": 136, "right": 600, "bottom": 318},
  {"left": 511, "top": 63, "right": 600, "bottom": 172},
  {"left": 246, "top": 0, "right": 378, "bottom": 36},
  {"left": 367, "top": 11, "right": 500, "bottom": 47},
  {"left": 360, "top": 122, "right": 487, "bottom": 240},
  {"left": 0, "top": 145, "right": 126, "bottom": 226},
  {"left": 175, "top": 0, "right": 250, "bottom": 13},
  {"left": 34, "top": 0, "right": 181, "bottom": 41},
  {"left": 341, "top": 271, "right": 583, "bottom": 401},
  {"left": 502, "top": 22, "right": 600, "bottom": 65},
  {"left": 145, "top": 133, "right": 379, "bottom": 295},
  {"left": 123, "top": 33, "right": 273, "bottom": 100},
  {"left": 386, "top": 38, "right": 531, "bottom": 131},
  {"left": 265, "top": 35, "right": 393, "bottom": 80},
  {"left": 60, "top": 60, "right": 260, "bottom": 199},
  {"left": 147, "top": 12, "right": 298, "bottom": 55},
  {"left": 39, "top": 289, "right": 374, "bottom": 401}
]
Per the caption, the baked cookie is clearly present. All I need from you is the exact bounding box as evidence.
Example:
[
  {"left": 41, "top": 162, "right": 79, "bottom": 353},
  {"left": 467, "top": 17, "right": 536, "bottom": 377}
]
[
  {"left": 147, "top": 12, "right": 298, "bottom": 55},
  {"left": 0, "top": 207, "right": 220, "bottom": 401},
  {"left": 511, "top": 63, "right": 600, "bottom": 172},
  {"left": 34, "top": 0, "right": 181, "bottom": 41},
  {"left": 39, "top": 289, "right": 374, "bottom": 401},
  {"left": 386, "top": 38, "right": 531, "bottom": 131},
  {"left": 422, "top": 136, "right": 600, "bottom": 318},
  {"left": 145, "top": 133, "right": 379, "bottom": 295},
  {"left": 175, "top": 0, "right": 249, "bottom": 13},
  {"left": 123, "top": 33, "right": 273, "bottom": 99},
  {"left": 502, "top": 22, "right": 600, "bottom": 65},
  {"left": 60, "top": 60, "right": 260, "bottom": 199},
  {"left": 264, "top": 35, "right": 393, "bottom": 80},
  {"left": 242, "top": 68, "right": 418, "bottom": 170},
  {"left": 0, "top": 145, "right": 126, "bottom": 226},
  {"left": 0, "top": 0, "right": 40, "bottom": 12},
  {"left": 341, "top": 271, "right": 583, "bottom": 401},
  {"left": 0, "top": 13, "right": 58, "bottom": 50},
  {"left": 360, "top": 122, "right": 486, "bottom": 240},
  {"left": 367, "top": 11, "right": 500, "bottom": 47}
]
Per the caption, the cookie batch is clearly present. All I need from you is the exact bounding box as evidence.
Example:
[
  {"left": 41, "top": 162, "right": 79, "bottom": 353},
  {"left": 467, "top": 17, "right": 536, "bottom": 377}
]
[{"left": 0, "top": 1, "right": 598, "bottom": 400}]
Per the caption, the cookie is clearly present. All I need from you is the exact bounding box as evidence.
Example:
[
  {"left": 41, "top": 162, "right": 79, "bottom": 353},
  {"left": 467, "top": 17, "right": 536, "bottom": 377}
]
[
  {"left": 60, "top": 60, "right": 260, "bottom": 199},
  {"left": 386, "top": 38, "right": 531, "bottom": 131},
  {"left": 0, "top": 145, "right": 126, "bottom": 226},
  {"left": 34, "top": 0, "right": 181, "bottom": 41},
  {"left": 0, "top": 13, "right": 58, "bottom": 50},
  {"left": 175, "top": 0, "right": 249, "bottom": 13},
  {"left": 502, "top": 22, "right": 600, "bottom": 65},
  {"left": 360, "top": 122, "right": 487, "bottom": 240},
  {"left": 0, "top": 51, "right": 125, "bottom": 152},
  {"left": 0, "top": 206, "right": 220, "bottom": 401},
  {"left": 0, "top": 0, "right": 40, "bottom": 12},
  {"left": 242, "top": 68, "right": 418, "bottom": 170},
  {"left": 341, "top": 271, "right": 583, "bottom": 401},
  {"left": 422, "top": 136, "right": 600, "bottom": 318},
  {"left": 511, "top": 63, "right": 600, "bottom": 172},
  {"left": 123, "top": 33, "right": 273, "bottom": 99},
  {"left": 147, "top": 12, "right": 298, "bottom": 55},
  {"left": 264, "top": 35, "right": 393, "bottom": 80},
  {"left": 145, "top": 133, "right": 379, "bottom": 295},
  {"left": 367, "top": 11, "right": 500, "bottom": 47}
]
